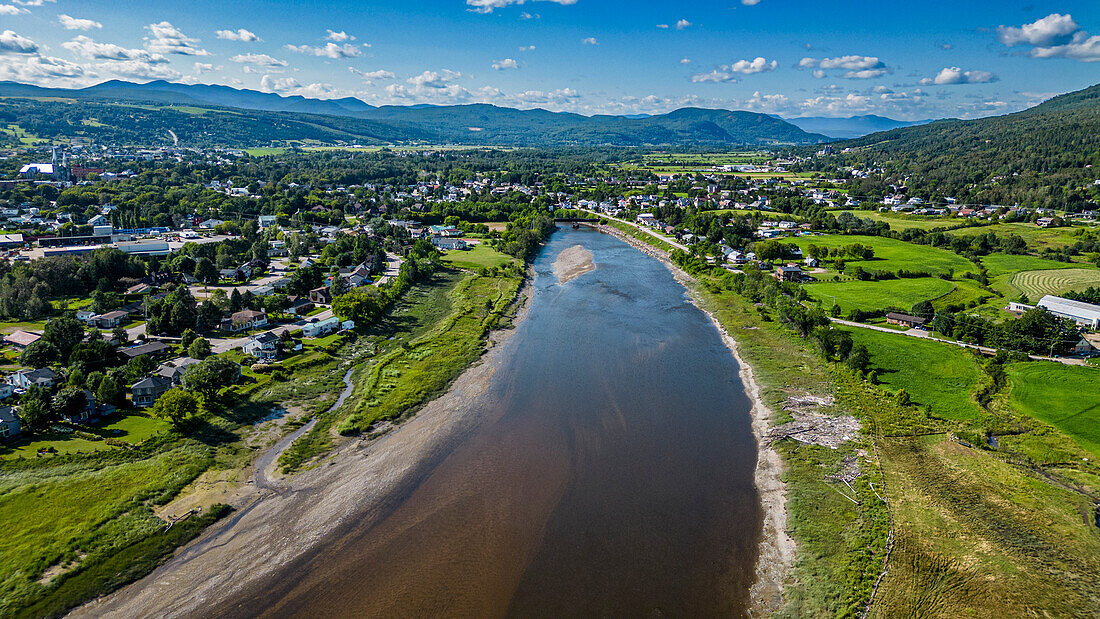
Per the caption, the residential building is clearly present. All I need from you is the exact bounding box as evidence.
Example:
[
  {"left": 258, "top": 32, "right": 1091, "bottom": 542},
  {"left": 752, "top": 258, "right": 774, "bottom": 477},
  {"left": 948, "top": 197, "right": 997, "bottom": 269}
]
[
  {"left": 885, "top": 313, "right": 928, "bottom": 329},
  {"left": 430, "top": 237, "right": 467, "bottom": 251},
  {"left": 155, "top": 357, "right": 204, "bottom": 386},
  {"left": 243, "top": 332, "right": 279, "bottom": 360},
  {"left": 0, "top": 406, "right": 20, "bottom": 440},
  {"left": 62, "top": 390, "right": 99, "bottom": 424},
  {"left": 776, "top": 265, "right": 803, "bottom": 282},
  {"left": 303, "top": 316, "right": 341, "bottom": 338},
  {"left": 5, "top": 330, "right": 41, "bottom": 349},
  {"left": 9, "top": 368, "right": 60, "bottom": 389},
  {"left": 221, "top": 310, "right": 268, "bottom": 333},
  {"left": 310, "top": 287, "right": 332, "bottom": 305},
  {"left": 90, "top": 310, "right": 129, "bottom": 329},
  {"left": 131, "top": 375, "right": 172, "bottom": 407},
  {"left": 119, "top": 341, "right": 171, "bottom": 361}
]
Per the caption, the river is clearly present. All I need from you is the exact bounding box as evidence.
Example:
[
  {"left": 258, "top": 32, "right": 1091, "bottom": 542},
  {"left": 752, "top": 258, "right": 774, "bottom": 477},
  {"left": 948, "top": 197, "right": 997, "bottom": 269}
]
[{"left": 206, "top": 227, "right": 763, "bottom": 617}]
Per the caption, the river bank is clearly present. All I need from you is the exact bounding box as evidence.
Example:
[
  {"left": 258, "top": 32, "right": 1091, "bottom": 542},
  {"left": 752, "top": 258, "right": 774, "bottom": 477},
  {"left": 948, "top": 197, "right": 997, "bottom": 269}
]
[{"left": 593, "top": 222, "right": 794, "bottom": 615}]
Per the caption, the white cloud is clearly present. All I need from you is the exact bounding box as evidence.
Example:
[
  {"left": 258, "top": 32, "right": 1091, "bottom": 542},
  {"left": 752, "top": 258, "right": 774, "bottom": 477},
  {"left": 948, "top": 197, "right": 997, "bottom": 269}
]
[
  {"left": 63, "top": 36, "right": 165, "bottom": 62},
  {"left": 466, "top": 0, "right": 577, "bottom": 14},
  {"left": 260, "top": 75, "right": 299, "bottom": 93},
  {"left": 349, "top": 67, "right": 396, "bottom": 80},
  {"left": 492, "top": 58, "right": 519, "bottom": 70},
  {"left": 216, "top": 28, "right": 260, "bottom": 42},
  {"left": 58, "top": 14, "right": 101, "bottom": 30},
  {"left": 582, "top": 37, "right": 598, "bottom": 45},
  {"left": 920, "top": 66, "right": 998, "bottom": 85},
  {"left": 193, "top": 62, "right": 217, "bottom": 74},
  {"left": 512, "top": 87, "right": 580, "bottom": 106},
  {"left": 817, "top": 55, "right": 884, "bottom": 70},
  {"left": 0, "top": 30, "right": 39, "bottom": 54},
  {"left": 408, "top": 69, "right": 462, "bottom": 88},
  {"left": 0, "top": 54, "right": 87, "bottom": 86},
  {"left": 325, "top": 30, "right": 353, "bottom": 42},
  {"left": 285, "top": 42, "right": 362, "bottom": 58},
  {"left": 741, "top": 0, "right": 762, "bottom": 5},
  {"left": 519, "top": 45, "right": 535, "bottom": 52},
  {"left": 812, "top": 69, "right": 825, "bottom": 78},
  {"left": 997, "top": 13, "right": 1078, "bottom": 46},
  {"left": 842, "top": 69, "right": 887, "bottom": 79},
  {"left": 97, "top": 59, "right": 180, "bottom": 81},
  {"left": 10, "top": 0, "right": 56, "bottom": 5},
  {"left": 230, "top": 53, "right": 288, "bottom": 67},
  {"left": 145, "top": 21, "right": 208, "bottom": 56},
  {"left": 691, "top": 70, "right": 736, "bottom": 83},
  {"left": 680, "top": 58, "right": 691, "bottom": 64},
  {"left": 0, "top": 5, "right": 28, "bottom": 15},
  {"left": 675, "top": 19, "right": 692, "bottom": 30},
  {"left": 1030, "top": 33, "right": 1100, "bottom": 62},
  {"left": 657, "top": 24, "right": 669, "bottom": 29},
  {"left": 729, "top": 56, "right": 777, "bottom": 74}
]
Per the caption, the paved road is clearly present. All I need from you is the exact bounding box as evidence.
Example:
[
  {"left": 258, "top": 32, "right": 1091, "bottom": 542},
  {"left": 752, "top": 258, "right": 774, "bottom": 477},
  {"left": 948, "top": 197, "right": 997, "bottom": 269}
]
[
  {"left": 829, "top": 317, "right": 1087, "bottom": 366},
  {"left": 578, "top": 209, "right": 690, "bottom": 253}
]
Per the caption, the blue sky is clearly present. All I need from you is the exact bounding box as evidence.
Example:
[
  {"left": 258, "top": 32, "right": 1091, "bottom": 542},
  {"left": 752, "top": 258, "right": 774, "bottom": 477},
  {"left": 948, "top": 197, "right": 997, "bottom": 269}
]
[{"left": 1, "top": 0, "right": 1098, "bottom": 119}]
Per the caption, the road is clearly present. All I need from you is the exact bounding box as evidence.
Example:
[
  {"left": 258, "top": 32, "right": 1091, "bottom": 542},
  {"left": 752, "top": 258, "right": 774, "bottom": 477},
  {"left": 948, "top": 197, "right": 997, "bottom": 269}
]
[
  {"left": 829, "top": 317, "right": 1087, "bottom": 366},
  {"left": 578, "top": 209, "right": 690, "bottom": 253}
]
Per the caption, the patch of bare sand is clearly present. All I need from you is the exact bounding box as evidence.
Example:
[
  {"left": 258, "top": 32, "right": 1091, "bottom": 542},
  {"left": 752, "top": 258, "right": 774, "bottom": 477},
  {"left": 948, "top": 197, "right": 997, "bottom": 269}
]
[{"left": 553, "top": 244, "right": 594, "bottom": 283}]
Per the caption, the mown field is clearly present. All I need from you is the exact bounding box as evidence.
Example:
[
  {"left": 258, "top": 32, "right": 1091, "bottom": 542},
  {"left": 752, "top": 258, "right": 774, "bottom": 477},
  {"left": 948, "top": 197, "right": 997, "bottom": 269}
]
[
  {"left": 1006, "top": 362, "right": 1100, "bottom": 456},
  {"left": 1011, "top": 268, "right": 1100, "bottom": 299},
  {"left": 440, "top": 243, "right": 519, "bottom": 270},
  {"left": 803, "top": 277, "right": 955, "bottom": 314},
  {"left": 789, "top": 234, "right": 977, "bottom": 276}
]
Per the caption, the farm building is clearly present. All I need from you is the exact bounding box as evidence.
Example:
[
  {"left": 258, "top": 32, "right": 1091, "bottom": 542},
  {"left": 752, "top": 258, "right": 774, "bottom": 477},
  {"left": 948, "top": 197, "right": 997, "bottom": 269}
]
[
  {"left": 1037, "top": 296, "right": 1100, "bottom": 329},
  {"left": 885, "top": 313, "right": 927, "bottom": 328}
]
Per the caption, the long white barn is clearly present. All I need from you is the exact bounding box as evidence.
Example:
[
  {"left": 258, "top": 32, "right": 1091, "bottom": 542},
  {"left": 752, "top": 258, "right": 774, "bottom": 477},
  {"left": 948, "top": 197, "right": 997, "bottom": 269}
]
[{"left": 1038, "top": 295, "right": 1100, "bottom": 329}]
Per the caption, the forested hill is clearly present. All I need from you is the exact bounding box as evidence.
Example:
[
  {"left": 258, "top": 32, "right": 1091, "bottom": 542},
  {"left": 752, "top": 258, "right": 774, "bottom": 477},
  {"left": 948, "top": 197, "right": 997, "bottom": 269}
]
[
  {"left": 799, "top": 82, "right": 1100, "bottom": 210},
  {"left": 0, "top": 80, "right": 824, "bottom": 148}
]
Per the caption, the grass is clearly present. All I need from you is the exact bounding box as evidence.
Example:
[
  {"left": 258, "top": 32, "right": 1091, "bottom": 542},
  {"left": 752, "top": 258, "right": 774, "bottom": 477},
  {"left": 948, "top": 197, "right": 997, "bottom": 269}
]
[
  {"left": 952, "top": 222, "right": 1098, "bottom": 251},
  {"left": 789, "top": 234, "right": 977, "bottom": 277},
  {"left": 440, "top": 243, "right": 519, "bottom": 270},
  {"left": 603, "top": 220, "right": 676, "bottom": 253},
  {"left": 845, "top": 328, "right": 985, "bottom": 422},
  {"left": 0, "top": 443, "right": 215, "bottom": 614},
  {"left": 803, "top": 277, "right": 955, "bottom": 314},
  {"left": 0, "top": 412, "right": 171, "bottom": 460},
  {"left": 853, "top": 210, "right": 968, "bottom": 231},
  {"left": 1006, "top": 362, "right": 1100, "bottom": 457},
  {"left": 1010, "top": 268, "right": 1100, "bottom": 299}
]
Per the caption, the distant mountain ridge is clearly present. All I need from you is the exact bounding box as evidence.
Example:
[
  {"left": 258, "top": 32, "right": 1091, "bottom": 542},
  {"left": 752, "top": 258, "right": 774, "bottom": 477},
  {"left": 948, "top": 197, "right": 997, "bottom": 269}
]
[
  {"left": 0, "top": 80, "right": 826, "bottom": 148},
  {"left": 777, "top": 114, "right": 934, "bottom": 139}
]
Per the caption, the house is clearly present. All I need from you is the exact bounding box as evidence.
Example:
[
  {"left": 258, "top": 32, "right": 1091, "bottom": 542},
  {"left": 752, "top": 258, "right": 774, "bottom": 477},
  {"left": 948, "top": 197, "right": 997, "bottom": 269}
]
[
  {"left": 885, "top": 312, "right": 928, "bottom": 329},
  {"left": 1038, "top": 295, "right": 1100, "bottom": 329},
  {"left": 221, "top": 310, "right": 268, "bottom": 333},
  {"left": 636, "top": 213, "right": 657, "bottom": 226},
  {"left": 429, "top": 225, "right": 463, "bottom": 237},
  {"left": 9, "top": 368, "right": 60, "bottom": 389},
  {"left": 1036, "top": 217, "right": 1054, "bottom": 228},
  {"left": 0, "top": 383, "right": 12, "bottom": 400},
  {"left": 243, "top": 332, "right": 279, "bottom": 360},
  {"left": 430, "top": 237, "right": 467, "bottom": 251},
  {"left": 776, "top": 265, "right": 803, "bottom": 282},
  {"left": 303, "top": 316, "right": 341, "bottom": 338},
  {"left": 1072, "top": 337, "right": 1098, "bottom": 357},
  {"left": 5, "top": 330, "right": 41, "bottom": 349},
  {"left": 119, "top": 341, "right": 171, "bottom": 361},
  {"left": 258, "top": 215, "right": 278, "bottom": 228},
  {"left": 90, "top": 310, "right": 129, "bottom": 329},
  {"left": 0, "top": 406, "right": 20, "bottom": 440},
  {"left": 155, "top": 357, "right": 204, "bottom": 386},
  {"left": 309, "top": 287, "right": 332, "bottom": 305},
  {"left": 804, "top": 257, "right": 819, "bottom": 268},
  {"left": 62, "top": 390, "right": 99, "bottom": 423},
  {"left": 287, "top": 297, "right": 315, "bottom": 315},
  {"left": 131, "top": 375, "right": 172, "bottom": 407}
]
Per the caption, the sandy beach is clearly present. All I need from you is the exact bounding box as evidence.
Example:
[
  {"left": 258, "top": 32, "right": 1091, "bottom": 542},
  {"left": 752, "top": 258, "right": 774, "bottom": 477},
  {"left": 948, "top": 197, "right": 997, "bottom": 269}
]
[{"left": 552, "top": 243, "right": 595, "bottom": 283}]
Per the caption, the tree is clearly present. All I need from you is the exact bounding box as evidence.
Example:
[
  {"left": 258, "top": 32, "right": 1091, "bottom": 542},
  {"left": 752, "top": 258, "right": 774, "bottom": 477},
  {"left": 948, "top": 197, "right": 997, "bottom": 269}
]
[
  {"left": 96, "top": 375, "right": 125, "bottom": 406},
  {"left": 184, "top": 357, "right": 239, "bottom": 400},
  {"left": 332, "top": 288, "right": 384, "bottom": 324},
  {"left": 43, "top": 314, "right": 84, "bottom": 362},
  {"left": 112, "top": 325, "right": 129, "bottom": 346},
  {"left": 180, "top": 329, "right": 198, "bottom": 349},
  {"left": 20, "top": 339, "right": 59, "bottom": 367},
  {"left": 847, "top": 344, "right": 871, "bottom": 373},
  {"left": 194, "top": 257, "right": 219, "bottom": 285},
  {"left": 188, "top": 337, "right": 212, "bottom": 360},
  {"left": 150, "top": 389, "right": 200, "bottom": 426},
  {"left": 18, "top": 386, "right": 54, "bottom": 432},
  {"left": 229, "top": 288, "right": 243, "bottom": 313},
  {"left": 51, "top": 387, "right": 87, "bottom": 420},
  {"left": 910, "top": 300, "right": 935, "bottom": 320}
]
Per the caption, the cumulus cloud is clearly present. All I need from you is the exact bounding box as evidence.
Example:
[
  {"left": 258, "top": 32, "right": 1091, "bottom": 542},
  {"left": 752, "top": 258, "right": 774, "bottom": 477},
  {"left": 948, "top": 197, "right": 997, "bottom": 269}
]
[
  {"left": 0, "top": 30, "right": 39, "bottom": 54},
  {"left": 216, "top": 28, "right": 260, "bottom": 42},
  {"left": 230, "top": 53, "right": 288, "bottom": 67},
  {"left": 675, "top": 19, "right": 692, "bottom": 30},
  {"left": 63, "top": 36, "right": 165, "bottom": 62},
  {"left": 285, "top": 42, "right": 362, "bottom": 58},
  {"left": 1029, "top": 34, "right": 1100, "bottom": 62},
  {"left": 325, "top": 30, "right": 353, "bottom": 42},
  {"left": 349, "top": 67, "right": 396, "bottom": 81},
  {"left": 145, "top": 21, "right": 208, "bottom": 56},
  {"left": 680, "top": 58, "right": 691, "bottom": 64},
  {"left": 0, "top": 54, "right": 86, "bottom": 86},
  {"left": 492, "top": 58, "right": 519, "bottom": 70},
  {"left": 466, "top": 0, "right": 577, "bottom": 14},
  {"left": 58, "top": 15, "right": 101, "bottom": 30},
  {"left": 408, "top": 69, "right": 462, "bottom": 88},
  {"left": 741, "top": 0, "right": 762, "bottom": 5},
  {"left": 193, "top": 62, "right": 218, "bottom": 74},
  {"left": 997, "top": 13, "right": 1078, "bottom": 46},
  {"left": 582, "top": 37, "right": 598, "bottom": 45},
  {"left": 260, "top": 75, "right": 299, "bottom": 93},
  {"left": 691, "top": 70, "right": 736, "bottom": 83},
  {"left": 512, "top": 87, "right": 580, "bottom": 106},
  {"left": 920, "top": 67, "right": 998, "bottom": 85},
  {"left": 0, "top": 5, "right": 29, "bottom": 15},
  {"left": 10, "top": 0, "right": 57, "bottom": 5},
  {"left": 729, "top": 56, "right": 778, "bottom": 74},
  {"left": 519, "top": 45, "right": 535, "bottom": 52},
  {"left": 97, "top": 59, "right": 180, "bottom": 81},
  {"left": 800, "top": 55, "right": 887, "bottom": 78}
]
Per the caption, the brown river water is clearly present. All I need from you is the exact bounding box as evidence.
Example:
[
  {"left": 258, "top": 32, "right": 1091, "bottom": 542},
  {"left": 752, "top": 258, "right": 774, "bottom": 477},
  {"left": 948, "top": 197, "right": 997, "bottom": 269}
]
[{"left": 215, "top": 227, "right": 762, "bottom": 617}]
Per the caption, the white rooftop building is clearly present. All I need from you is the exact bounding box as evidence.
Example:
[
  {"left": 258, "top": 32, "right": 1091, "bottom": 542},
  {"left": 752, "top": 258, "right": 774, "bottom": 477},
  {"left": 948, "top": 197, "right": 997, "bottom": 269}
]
[{"left": 1037, "top": 295, "right": 1100, "bottom": 329}]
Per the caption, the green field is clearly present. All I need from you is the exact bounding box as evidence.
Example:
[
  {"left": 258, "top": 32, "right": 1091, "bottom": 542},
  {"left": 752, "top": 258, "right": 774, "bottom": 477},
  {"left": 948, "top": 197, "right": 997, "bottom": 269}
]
[
  {"left": 1, "top": 411, "right": 170, "bottom": 459},
  {"left": 804, "top": 277, "right": 955, "bottom": 313},
  {"left": 1010, "top": 268, "right": 1100, "bottom": 299},
  {"left": 852, "top": 210, "right": 967, "bottom": 231},
  {"left": 952, "top": 222, "right": 1098, "bottom": 251},
  {"left": 440, "top": 243, "right": 519, "bottom": 270},
  {"left": 1006, "top": 362, "right": 1100, "bottom": 456},
  {"left": 790, "top": 234, "right": 977, "bottom": 276},
  {"left": 846, "top": 329, "right": 984, "bottom": 421}
]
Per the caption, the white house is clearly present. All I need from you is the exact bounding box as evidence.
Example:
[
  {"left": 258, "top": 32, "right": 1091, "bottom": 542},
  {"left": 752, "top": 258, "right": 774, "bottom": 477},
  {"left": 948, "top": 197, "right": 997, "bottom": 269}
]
[
  {"left": 243, "top": 332, "right": 279, "bottom": 360},
  {"left": 303, "top": 316, "right": 341, "bottom": 338}
]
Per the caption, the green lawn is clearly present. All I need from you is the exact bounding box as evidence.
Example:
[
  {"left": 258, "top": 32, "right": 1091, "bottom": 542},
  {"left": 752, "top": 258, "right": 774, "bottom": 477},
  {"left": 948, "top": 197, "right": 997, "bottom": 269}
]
[
  {"left": 440, "top": 243, "right": 518, "bottom": 270},
  {"left": 1, "top": 413, "right": 170, "bottom": 460},
  {"left": 789, "top": 234, "right": 977, "bottom": 277},
  {"left": 1006, "top": 362, "right": 1100, "bottom": 457},
  {"left": 845, "top": 328, "right": 985, "bottom": 421},
  {"left": 803, "top": 277, "right": 955, "bottom": 313}
]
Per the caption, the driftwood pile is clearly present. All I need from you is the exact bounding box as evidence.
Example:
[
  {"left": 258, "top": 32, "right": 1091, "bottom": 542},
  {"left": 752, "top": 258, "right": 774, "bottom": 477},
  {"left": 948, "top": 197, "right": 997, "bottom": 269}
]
[{"left": 766, "top": 394, "right": 861, "bottom": 449}]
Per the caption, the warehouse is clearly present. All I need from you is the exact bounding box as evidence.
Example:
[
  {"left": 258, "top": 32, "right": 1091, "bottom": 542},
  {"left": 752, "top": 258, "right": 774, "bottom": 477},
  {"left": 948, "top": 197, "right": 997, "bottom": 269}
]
[{"left": 1037, "top": 295, "right": 1100, "bottom": 329}]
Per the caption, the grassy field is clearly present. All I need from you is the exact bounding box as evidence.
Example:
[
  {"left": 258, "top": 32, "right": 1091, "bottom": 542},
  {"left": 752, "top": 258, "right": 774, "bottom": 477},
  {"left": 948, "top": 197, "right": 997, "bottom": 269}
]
[
  {"left": 789, "top": 234, "right": 977, "bottom": 277},
  {"left": 845, "top": 329, "right": 984, "bottom": 421},
  {"left": 0, "top": 412, "right": 170, "bottom": 460},
  {"left": 603, "top": 220, "right": 677, "bottom": 253},
  {"left": 803, "top": 277, "right": 955, "bottom": 313},
  {"left": 440, "top": 243, "right": 519, "bottom": 270},
  {"left": 1010, "top": 268, "right": 1100, "bottom": 299},
  {"left": 1006, "top": 362, "right": 1100, "bottom": 456},
  {"left": 952, "top": 222, "right": 1098, "bottom": 251},
  {"left": 851, "top": 210, "right": 968, "bottom": 231}
]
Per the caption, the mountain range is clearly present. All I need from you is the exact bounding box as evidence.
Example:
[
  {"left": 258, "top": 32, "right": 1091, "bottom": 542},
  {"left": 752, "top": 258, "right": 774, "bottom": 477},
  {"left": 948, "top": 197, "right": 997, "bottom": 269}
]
[
  {"left": 0, "top": 80, "right": 826, "bottom": 148},
  {"left": 779, "top": 115, "right": 933, "bottom": 139}
]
